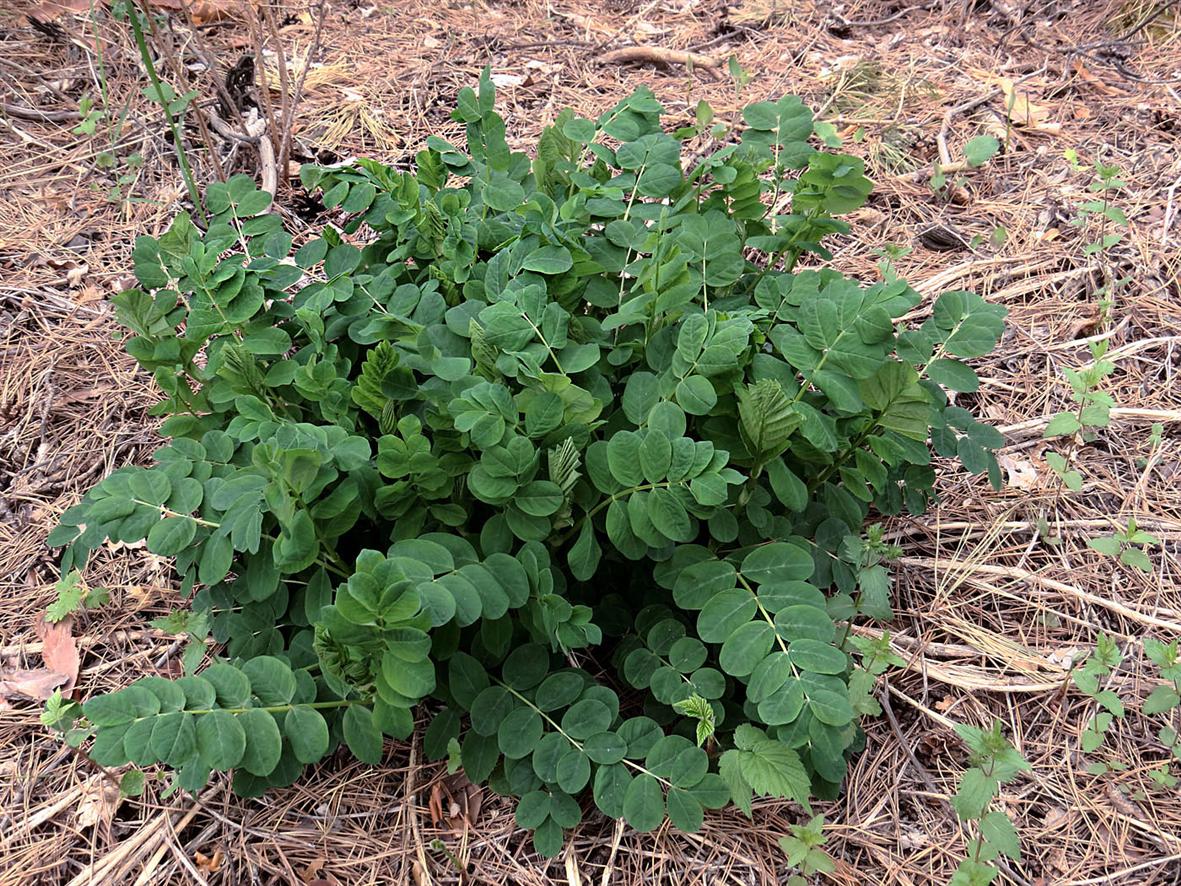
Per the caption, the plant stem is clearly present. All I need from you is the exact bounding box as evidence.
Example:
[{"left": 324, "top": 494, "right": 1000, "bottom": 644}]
[{"left": 128, "top": 2, "right": 206, "bottom": 223}]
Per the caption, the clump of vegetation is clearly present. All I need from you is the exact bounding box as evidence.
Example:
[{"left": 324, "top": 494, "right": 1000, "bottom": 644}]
[{"left": 45, "top": 72, "right": 1007, "bottom": 854}]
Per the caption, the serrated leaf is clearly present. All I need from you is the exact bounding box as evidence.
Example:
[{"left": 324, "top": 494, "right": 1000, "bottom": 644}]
[
  {"left": 952, "top": 767, "right": 997, "bottom": 821},
  {"left": 1144, "top": 685, "right": 1181, "bottom": 715},
  {"left": 732, "top": 738, "right": 810, "bottom": 806},
  {"left": 738, "top": 380, "right": 800, "bottom": 461},
  {"left": 1044, "top": 413, "right": 1081, "bottom": 438}
]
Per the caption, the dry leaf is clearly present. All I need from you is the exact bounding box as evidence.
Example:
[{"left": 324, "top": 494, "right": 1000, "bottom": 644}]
[
  {"left": 1072, "top": 60, "right": 1122, "bottom": 96},
  {"left": 981, "top": 74, "right": 1054, "bottom": 129},
  {"left": 76, "top": 775, "right": 121, "bottom": 829},
  {"left": 28, "top": 0, "right": 92, "bottom": 19},
  {"left": 0, "top": 667, "right": 69, "bottom": 702},
  {"left": 195, "top": 848, "right": 224, "bottom": 874},
  {"left": 148, "top": 0, "right": 247, "bottom": 24},
  {"left": 1043, "top": 806, "right": 1072, "bottom": 830},
  {"left": 1046, "top": 647, "right": 1084, "bottom": 669},
  {"left": 36, "top": 614, "right": 80, "bottom": 696},
  {"left": 300, "top": 858, "right": 328, "bottom": 882},
  {"left": 996, "top": 452, "right": 1040, "bottom": 490},
  {"left": 490, "top": 73, "right": 526, "bottom": 88},
  {"left": 428, "top": 781, "right": 445, "bottom": 825},
  {"left": 75, "top": 284, "right": 104, "bottom": 305},
  {"left": 65, "top": 262, "right": 88, "bottom": 288},
  {"left": 898, "top": 828, "right": 928, "bottom": 850},
  {"left": 431, "top": 772, "right": 483, "bottom": 832},
  {"left": 1105, "top": 784, "right": 1141, "bottom": 817}
]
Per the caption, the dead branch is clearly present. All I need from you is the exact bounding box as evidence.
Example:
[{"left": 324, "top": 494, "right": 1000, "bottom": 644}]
[{"left": 597, "top": 45, "right": 722, "bottom": 73}]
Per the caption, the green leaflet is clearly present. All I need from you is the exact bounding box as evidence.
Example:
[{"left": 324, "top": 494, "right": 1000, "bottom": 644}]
[{"left": 51, "top": 71, "right": 1008, "bottom": 858}]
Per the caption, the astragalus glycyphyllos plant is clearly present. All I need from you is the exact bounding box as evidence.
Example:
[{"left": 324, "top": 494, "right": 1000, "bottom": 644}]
[{"left": 45, "top": 71, "right": 1006, "bottom": 855}]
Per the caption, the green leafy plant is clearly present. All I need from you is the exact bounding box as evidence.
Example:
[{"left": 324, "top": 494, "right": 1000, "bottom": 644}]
[
  {"left": 1044, "top": 153, "right": 1129, "bottom": 478},
  {"left": 73, "top": 95, "right": 107, "bottom": 137},
  {"left": 45, "top": 569, "right": 109, "bottom": 623},
  {"left": 1086, "top": 518, "right": 1159, "bottom": 573},
  {"left": 950, "top": 722, "right": 1029, "bottom": 886},
  {"left": 1043, "top": 342, "right": 1116, "bottom": 445},
  {"left": 778, "top": 814, "right": 835, "bottom": 884},
  {"left": 1070, "top": 634, "right": 1126, "bottom": 773},
  {"left": 1144, "top": 638, "right": 1181, "bottom": 762},
  {"left": 963, "top": 135, "right": 1000, "bottom": 168},
  {"left": 1066, "top": 154, "right": 1129, "bottom": 318},
  {"left": 47, "top": 73, "right": 1007, "bottom": 855}
]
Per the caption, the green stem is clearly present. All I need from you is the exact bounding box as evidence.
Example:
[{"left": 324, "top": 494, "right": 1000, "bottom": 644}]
[
  {"left": 128, "top": 3, "right": 206, "bottom": 223},
  {"left": 494, "top": 678, "right": 676, "bottom": 790},
  {"left": 137, "top": 500, "right": 352, "bottom": 580},
  {"left": 736, "top": 572, "right": 795, "bottom": 665},
  {"left": 186, "top": 699, "right": 355, "bottom": 716},
  {"left": 558, "top": 480, "right": 679, "bottom": 545}
]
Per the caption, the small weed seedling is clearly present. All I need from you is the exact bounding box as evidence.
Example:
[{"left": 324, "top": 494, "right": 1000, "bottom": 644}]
[
  {"left": 1065, "top": 151, "right": 1130, "bottom": 319},
  {"left": 930, "top": 134, "right": 1000, "bottom": 195},
  {"left": 1043, "top": 153, "right": 1131, "bottom": 499},
  {"left": 1071, "top": 634, "right": 1126, "bottom": 774},
  {"left": 1086, "top": 518, "right": 1160, "bottom": 573},
  {"left": 44, "top": 570, "right": 109, "bottom": 623},
  {"left": 1044, "top": 342, "right": 1116, "bottom": 447},
  {"left": 950, "top": 722, "right": 1030, "bottom": 886},
  {"left": 779, "top": 814, "right": 836, "bottom": 884},
  {"left": 1144, "top": 638, "right": 1181, "bottom": 763}
]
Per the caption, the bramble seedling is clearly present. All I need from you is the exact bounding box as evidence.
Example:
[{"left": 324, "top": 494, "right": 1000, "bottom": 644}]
[
  {"left": 1071, "top": 634, "right": 1125, "bottom": 773},
  {"left": 778, "top": 814, "right": 836, "bottom": 884},
  {"left": 45, "top": 569, "right": 109, "bottom": 623},
  {"left": 1144, "top": 638, "right": 1181, "bottom": 761},
  {"left": 1086, "top": 519, "right": 1160, "bottom": 574},
  {"left": 950, "top": 721, "right": 1029, "bottom": 886}
]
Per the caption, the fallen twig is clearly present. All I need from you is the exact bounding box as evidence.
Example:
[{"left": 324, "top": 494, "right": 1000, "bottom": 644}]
[
  {"left": 900, "top": 556, "right": 1181, "bottom": 634},
  {"left": 246, "top": 114, "right": 277, "bottom": 195},
  {"left": 1, "top": 102, "right": 81, "bottom": 123},
  {"left": 999, "top": 407, "right": 1181, "bottom": 436},
  {"left": 278, "top": 0, "right": 329, "bottom": 187},
  {"left": 597, "top": 45, "right": 722, "bottom": 75}
]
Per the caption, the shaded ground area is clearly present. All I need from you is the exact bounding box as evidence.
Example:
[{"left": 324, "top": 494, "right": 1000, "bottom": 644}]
[{"left": 2, "top": 0, "right": 1181, "bottom": 882}]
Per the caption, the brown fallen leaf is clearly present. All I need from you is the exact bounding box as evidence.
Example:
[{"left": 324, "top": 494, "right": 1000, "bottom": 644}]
[
  {"left": 76, "top": 774, "right": 122, "bottom": 829},
  {"left": 430, "top": 772, "right": 484, "bottom": 831},
  {"left": 36, "top": 614, "right": 80, "bottom": 696},
  {"left": 0, "top": 667, "right": 69, "bottom": 702},
  {"left": 148, "top": 0, "right": 250, "bottom": 25},
  {"left": 996, "top": 452, "right": 1040, "bottom": 491},
  {"left": 300, "top": 857, "right": 327, "bottom": 882},
  {"left": 980, "top": 73, "right": 1056, "bottom": 130},
  {"left": 28, "top": 0, "right": 92, "bottom": 19},
  {"left": 1072, "top": 59, "right": 1123, "bottom": 97},
  {"left": 195, "top": 848, "right": 224, "bottom": 874},
  {"left": 31, "top": 0, "right": 250, "bottom": 23}
]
